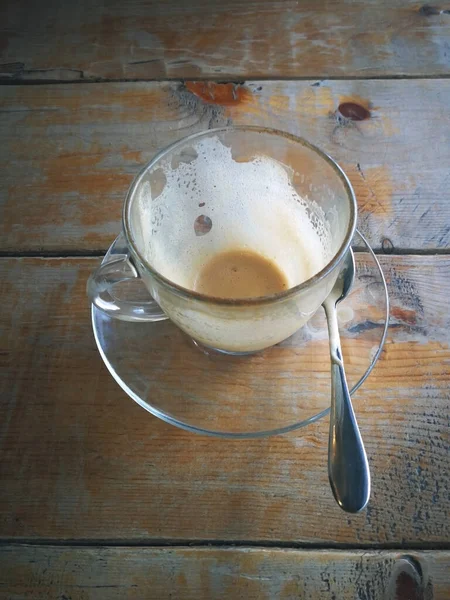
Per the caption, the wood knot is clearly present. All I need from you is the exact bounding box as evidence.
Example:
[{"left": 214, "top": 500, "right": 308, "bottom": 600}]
[
  {"left": 386, "top": 555, "right": 432, "bottom": 600},
  {"left": 337, "top": 102, "right": 371, "bottom": 121},
  {"left": 381, "top": 237, "right": 394, "bottom": 254},
  {"left": 185, "top": 81, "right": 251, "bottom": 106}
]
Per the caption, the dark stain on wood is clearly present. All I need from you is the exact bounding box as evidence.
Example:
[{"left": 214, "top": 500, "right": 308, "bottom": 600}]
[
  {"left": 419, "top": 4, "right": 450, "bottom": 16},
  {"left": 389, "top": 269, "right": 425, "bottom": 316},
  {"left": 419, "top": 5, "right": 441, "bottom": 15},
  {"left": 338, "top": 102, "right": 371, "bottom": 121},
  {"left": 0, "top": 61, "right": 25, "bottom": 76},
  {"left": 185, "top": 81, "right": 252, "bottom": 106},
  {"left": 348, "top": 320, "right": 384, "bottom": 335}
]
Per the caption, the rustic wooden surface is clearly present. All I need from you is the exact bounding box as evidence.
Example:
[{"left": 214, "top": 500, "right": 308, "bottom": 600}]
[
  {"left": 1, "top": 255, "right": 448, "bottom": 544},
  {"left": 0, "top": 547, "right": 449, "bottom": 600},
  {"left": 1, "top": 0, "right": 450, "bottom": 81},
  {"left": 2, "top": 80, "right": 450, "bottom": 253},
  {"left": 1, "top": 1, "right": 450, "bottom": 594}
]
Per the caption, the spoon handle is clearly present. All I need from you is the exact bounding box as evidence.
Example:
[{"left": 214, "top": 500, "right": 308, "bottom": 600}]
[{"left": 324, "top": 299, "right": 371, "bottom": 513}]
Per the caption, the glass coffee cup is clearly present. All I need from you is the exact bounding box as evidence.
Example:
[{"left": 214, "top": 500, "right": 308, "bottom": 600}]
[{"left": 87, "top": 127, "right": 357, "bottom": 354}]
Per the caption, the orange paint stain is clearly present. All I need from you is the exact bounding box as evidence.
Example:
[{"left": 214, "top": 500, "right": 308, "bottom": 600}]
[
  {"left": 121, "top": 147, "right": 143, "bottom": 163},
  {"left": 344, "top": 164, "right": 394, "bottom": 217},
  {"left": 296, "top": 85, "right": 334, "bottom": 117},
  {"left": 267, "top": 93, "right": 290, "bottom": 112},
  {"left": 6, "top": 148, "right": 130, "bottom": 235},
  {"left": 391, "top": 307, "right": 417, "bottom": 326},
  {"left": 185, "top": 81, "right": 252, "bottom": 106}
]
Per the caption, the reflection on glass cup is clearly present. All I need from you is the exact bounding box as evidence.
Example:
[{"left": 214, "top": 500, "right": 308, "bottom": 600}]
[{"left": 87, "top": 127, "right": 357, "bottom": 354}]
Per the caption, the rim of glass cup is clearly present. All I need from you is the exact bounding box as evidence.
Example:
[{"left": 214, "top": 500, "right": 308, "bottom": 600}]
[
  {"left": 123, "top": 126, "right": 357, "bottom": 307},
  {"left": 92, "top": 229, "right": 389, "bottom": 439}
]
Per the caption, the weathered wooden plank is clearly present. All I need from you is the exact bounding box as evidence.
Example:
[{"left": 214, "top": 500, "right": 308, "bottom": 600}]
[
  {"left": 0, "top": 255, "right": 449, "bottom": 543},
  {"left": 0, "top": 547, "right": 449, "bottom": 599},
  {"left": 1, "top": 80, "right": 450, "bottom": 253},
  {"left": 1, "top": 0, "right": 450, "bottom": 80}
]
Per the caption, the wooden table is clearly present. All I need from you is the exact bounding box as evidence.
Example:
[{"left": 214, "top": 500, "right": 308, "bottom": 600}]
[{"left": 1, "top": 1, "right": 449, "bottom": 597}]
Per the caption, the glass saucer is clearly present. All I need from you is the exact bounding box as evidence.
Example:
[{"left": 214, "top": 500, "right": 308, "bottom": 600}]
[{"left": 92, "top": 230, "right": 389, "bottom": 438}]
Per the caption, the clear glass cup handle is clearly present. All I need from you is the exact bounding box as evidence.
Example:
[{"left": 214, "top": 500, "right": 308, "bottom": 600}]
[{"left": 87, "top": 232, "right": 167, "bottom": 322}]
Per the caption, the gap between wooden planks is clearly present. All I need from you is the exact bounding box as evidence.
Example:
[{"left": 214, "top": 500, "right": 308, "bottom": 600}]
[
  {"left": 1, "top": 0, "right": 450, "bottom": 81},
  {"left": 0, "top": 546, "right": 449, "bottom": 599},
  {"left": 0, "top": 255, "right": 448, "bottom": 545},
  {"left": 1, "top": 80, "right": 450, "bottom": 254}
]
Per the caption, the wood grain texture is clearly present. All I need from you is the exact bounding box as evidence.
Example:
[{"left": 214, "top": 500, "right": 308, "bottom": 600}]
[
  {"left": 0, "top": 256, "right": 449, "bottom": 544},
  {"left": 1, "top": 0, "right": 450, "bottom": 80},
  {"left": 0, "top": 546, "right": 448, "bottom": 599},
  {"left": 1, "top": 80, "right": 450, "bottom": 253}
]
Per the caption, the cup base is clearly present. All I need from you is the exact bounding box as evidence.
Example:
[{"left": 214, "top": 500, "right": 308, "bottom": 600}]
[{"left": 190, "top": 338, "right": 260, "bottom": 357}]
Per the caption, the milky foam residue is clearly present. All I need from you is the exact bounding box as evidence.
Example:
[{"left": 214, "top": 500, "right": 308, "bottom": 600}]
[{"left": 134, "top": 136, "right": 334, "bottom": 289}]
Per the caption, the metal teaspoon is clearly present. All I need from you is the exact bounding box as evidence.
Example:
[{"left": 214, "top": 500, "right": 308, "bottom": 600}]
[{"left": 322, "top": 249, "right": 371, "bottom": 513}]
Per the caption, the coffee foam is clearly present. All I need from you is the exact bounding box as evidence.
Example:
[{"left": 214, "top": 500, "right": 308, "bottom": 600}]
[{"left": 134, "top": 136, "right": 333, "bottom": 289}]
